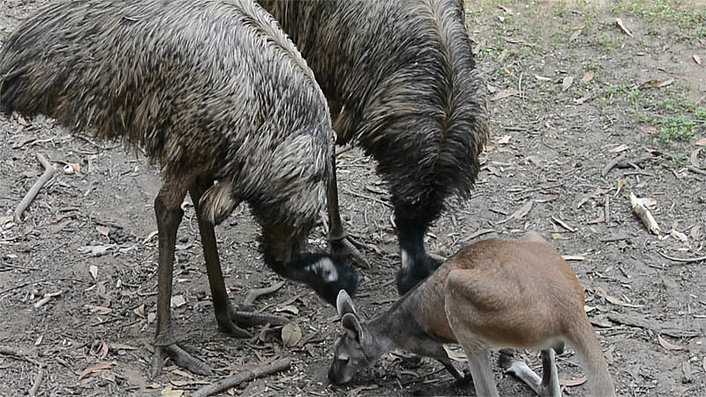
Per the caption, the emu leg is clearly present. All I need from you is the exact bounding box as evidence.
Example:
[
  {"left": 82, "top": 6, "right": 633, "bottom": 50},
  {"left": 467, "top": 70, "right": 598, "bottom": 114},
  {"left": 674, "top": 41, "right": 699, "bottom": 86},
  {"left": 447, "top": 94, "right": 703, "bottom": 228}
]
[
  {"left": 189, "top": 178, "right": 287, "bottom": 334},
  {"left": 395, "top": 216, "right": 442, "bottom": 295},
  {"left": 152, "top": 187, "right": 212, "bottom": 377},
  {"left": 327, "top": 152, "right": 369, "bottom": 268}
]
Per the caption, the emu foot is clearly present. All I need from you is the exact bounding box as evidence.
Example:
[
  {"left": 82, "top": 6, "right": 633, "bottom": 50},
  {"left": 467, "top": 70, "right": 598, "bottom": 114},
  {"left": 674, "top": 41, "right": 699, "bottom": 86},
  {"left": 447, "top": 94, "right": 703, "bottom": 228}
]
[
  {"left": 151, "top": 342, "right": 213, "bottom": 377},
  {"left": 329, "top": 233, "right": 370, "bottom": 268},
  {"left": 217, "top": 305, "right": 289, "bottom": 337}
]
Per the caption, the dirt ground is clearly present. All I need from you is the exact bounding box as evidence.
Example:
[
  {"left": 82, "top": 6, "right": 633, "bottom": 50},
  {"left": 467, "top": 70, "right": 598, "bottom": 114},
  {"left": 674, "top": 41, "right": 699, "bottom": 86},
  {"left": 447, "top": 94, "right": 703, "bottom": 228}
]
[{"left": 1, "top": 0, "right": 705, "bottom": 396}]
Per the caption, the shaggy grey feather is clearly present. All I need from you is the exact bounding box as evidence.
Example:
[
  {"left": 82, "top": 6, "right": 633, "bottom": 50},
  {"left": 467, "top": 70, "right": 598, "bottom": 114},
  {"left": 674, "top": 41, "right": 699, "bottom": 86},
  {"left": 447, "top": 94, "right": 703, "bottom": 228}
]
[{"left": 0, "top": 0, "right": 333, "bottom": 233}]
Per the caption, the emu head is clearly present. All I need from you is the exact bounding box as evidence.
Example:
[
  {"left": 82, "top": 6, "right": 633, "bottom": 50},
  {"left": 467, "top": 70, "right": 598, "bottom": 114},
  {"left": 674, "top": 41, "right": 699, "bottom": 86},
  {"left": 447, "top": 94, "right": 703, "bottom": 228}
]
[
  {"left": 304, "top": 255, "right": 358, "bottom": 305},
  {"left": 328, "top": 290, "right": 377, "bottom": 384},
  {"left": 260, "top": 223, "right": 357, "bottom": 306}
]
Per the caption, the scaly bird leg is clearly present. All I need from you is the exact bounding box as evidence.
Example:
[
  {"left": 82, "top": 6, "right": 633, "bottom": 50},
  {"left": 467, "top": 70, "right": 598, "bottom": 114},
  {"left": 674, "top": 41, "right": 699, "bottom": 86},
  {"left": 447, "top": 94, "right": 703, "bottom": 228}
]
[
  {"left": 189, "top": 177, "right": 287, "bottom": 336},
  {"left": 152, "top": 184, "right": 212, "bottom": 377},
  {"left": 327, "top": 151, "right": 370, "bottom": 268}
]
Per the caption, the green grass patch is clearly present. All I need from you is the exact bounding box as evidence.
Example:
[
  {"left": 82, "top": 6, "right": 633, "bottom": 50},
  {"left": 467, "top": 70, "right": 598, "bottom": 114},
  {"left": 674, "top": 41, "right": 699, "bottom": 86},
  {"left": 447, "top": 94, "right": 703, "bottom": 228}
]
[{"left": 658, "top": 115, "right": 695, "bottom": 145}]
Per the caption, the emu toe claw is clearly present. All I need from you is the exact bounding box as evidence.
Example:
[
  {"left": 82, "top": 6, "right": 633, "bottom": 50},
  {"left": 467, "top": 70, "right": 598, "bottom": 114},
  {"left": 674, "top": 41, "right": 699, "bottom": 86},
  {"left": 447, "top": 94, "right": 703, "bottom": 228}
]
[
  {"left": 152, "top": 342, "right": 213, "bottom": 377},
  {"left": 231, "top": 309, "right": 289, "bottom": 327},
  {"left": 216, "top": 306, "right": 288, "bottom": 337},
  {"left": 329, "top": 234, "right": 370, "bottom": 268}
]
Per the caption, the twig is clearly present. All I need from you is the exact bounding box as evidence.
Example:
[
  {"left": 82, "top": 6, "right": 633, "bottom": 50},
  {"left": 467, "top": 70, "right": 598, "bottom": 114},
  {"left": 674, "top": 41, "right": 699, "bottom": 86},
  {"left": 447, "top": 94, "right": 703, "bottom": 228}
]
[
  {"left": 0, "top": 346, "right": 42, "bottom": 367},
  {"left": 604, "top": 195, "right": 610, "bottom": 224},
  {"left": 29, "top": 370, "right": 43, "bottom": 397},
  {"left": 342, "top": 187, "right": 393, "bottom": 208},
  {"left": 191, "top": 358, "right": 292, "bottom": 397},
  {"left": 687, "top": 166, "right": 706, "bottom": 176},
  {"left": 601, "top": 153, "right": 628, "bottom": 177},
  {"left": 551, "top": 216, "right": 576, "bottom": 232},
  {"left": 14, "top": 153, "right": 57, "bottom": 223},
  {"left": 657, "top": 252, "right": 706, "bottom": 264},
  {"left": 243, "top": 282, "right": 285, "bottom": 307},
  {"left": 461, "top": 228, "right": 495, "bottom": 243}
]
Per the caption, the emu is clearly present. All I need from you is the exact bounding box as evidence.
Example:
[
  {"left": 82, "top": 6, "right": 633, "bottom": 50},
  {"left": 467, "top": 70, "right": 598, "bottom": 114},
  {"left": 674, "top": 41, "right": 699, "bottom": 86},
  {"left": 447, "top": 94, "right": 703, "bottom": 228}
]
[
  {"left": 258, "top": 0, "right": 491, "bottom": 295},
  {"left": 0, "top": 0, "right": 357, "bottom": 375}
]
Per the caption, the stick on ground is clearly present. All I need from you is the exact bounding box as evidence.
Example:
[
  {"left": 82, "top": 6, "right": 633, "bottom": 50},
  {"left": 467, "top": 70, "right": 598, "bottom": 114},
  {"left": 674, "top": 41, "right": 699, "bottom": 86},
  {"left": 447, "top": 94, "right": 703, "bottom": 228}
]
[
  {"left": 191, "top": 357, "right": 292, "bottom": 397},
  {"left": 14, "top": 153, "right": 57, "bottom": 223},
  {"left": 243, "top": 281, "right": 285, "bottom": 307}
]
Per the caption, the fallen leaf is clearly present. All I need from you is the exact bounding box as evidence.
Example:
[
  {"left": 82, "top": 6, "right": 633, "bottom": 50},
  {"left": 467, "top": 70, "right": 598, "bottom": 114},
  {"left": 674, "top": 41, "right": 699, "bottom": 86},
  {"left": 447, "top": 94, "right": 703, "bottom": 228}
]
[
  {"left": 639, "top": 78, "right": 674, "bottom": 89},
  {"left": 133, "top": 304, "right": 145, "bottom": 319},
  {"left": 96, "top": 225, "right": 110, "bottom": 237},
  {"left": 171, "top": 295, "right": 186, "bottom": 309},
  {"left": 491, "top": 88, "right": 519, "bottom": 101},
  {"left": 78, "top": 244, "right": 116, "bottom": 257},
  {"left": 34, "top": 291, "right": 63, "bottom": 308},
  {"left": 160, "top": 387, "right": 184, "bottom": 397},
  {"left": 79, "top": 361, "right": 115, "bottom": 380},
  {"left": 605, "top": 294, "right": 644, "bottom": 308},
  {"left": 109, "top": 343, "right": 138, "bottom": 351},
  {"left": 22, "top": 170, "right": 38, "bottom": 178},
  {"left": 169, "top": 368, "right": 194, "bottom": 379},
  {"left": 496, "top": 200, "right": 533, "bottom": 224},
  {"left": 281, "top": 322, "right": 302, "bottom": 347},
  {"left": 35, "top": 334, "right": 43, "bottom": 346},
  {"left": 275, "top": 305, "right": 299, "bottom": 315},
  {"left": 443, "top": 345, "right": 467, "bottom": 363},
  {"left": 615, "top": 178, "right": 625, "bottom": 197},
  {"left": 615, "top": 18, "right": 633, "bottom": 37},
  {"left": 669, "top": 229, "right": 688, "bottom": 243},
  {"left": 610, "top": 144, "right": 630, "bottom": 153},
  {"left": 497, "top": 135, "right": 512, "bottom": 145},
  {"left": 682, "top": 361, "right": 694, "bottom": 383},
  {"left": 147, "top": 312, "right": 156, "bottom": 324},
  {"left": 658, "top": 335, "right": 688, "bottom": 351},
  {"left": 99, "top": 342, "right": 109, "bottom": 360},
  {"left": 562, "top": 76, "right": 574, "bottom": 91},
  {"left": 560, "top": 376, "right": 587, "bottom": 387},
  {"left": 143, "top": 230, "right": 159, "bottom": 245},
  {"left": 694, "top": 54, "right": 702, "bottom": 65},
  {"left": 640, "top": 126, "right": 657, "bottom": 134},
  {"left": 85, "top": 305, "right": 112, "bottom": 315},
  {"left": 581, "top": 71, "right": 594, "bottom": 83},
  {"left": 89, "top": 265, "right": 98, "bottom": 280},
  {"left": 630, "top": 192, "right": 660, "bottom": 235},
  {"left": 503, "top": 36, "right": 535, "bottom": 47},
  {"left": 569, "top": 29, "right": 583, "bottom": 42},
  {"left": 562, "top": 255, "right": 585, "bottom": 261},
  {"left": 696, "top": 138, "right": 706, "bottom": 146},
  {"left": 593, "top": 286, "right": 644, "bottom": 308}
]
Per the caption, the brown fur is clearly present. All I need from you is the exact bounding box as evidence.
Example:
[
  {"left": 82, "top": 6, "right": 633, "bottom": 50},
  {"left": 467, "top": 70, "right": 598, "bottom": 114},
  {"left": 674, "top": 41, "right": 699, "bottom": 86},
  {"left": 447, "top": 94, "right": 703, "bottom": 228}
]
[{"left": 330, "top": 234, "right": 615, "bottom": 397}]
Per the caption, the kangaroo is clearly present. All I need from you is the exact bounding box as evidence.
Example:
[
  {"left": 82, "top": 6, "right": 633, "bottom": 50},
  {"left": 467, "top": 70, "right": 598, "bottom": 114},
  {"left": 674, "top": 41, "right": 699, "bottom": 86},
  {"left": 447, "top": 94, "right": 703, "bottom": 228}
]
[{"left": 328, "top": 232, "right": 615, "bottom": 397}]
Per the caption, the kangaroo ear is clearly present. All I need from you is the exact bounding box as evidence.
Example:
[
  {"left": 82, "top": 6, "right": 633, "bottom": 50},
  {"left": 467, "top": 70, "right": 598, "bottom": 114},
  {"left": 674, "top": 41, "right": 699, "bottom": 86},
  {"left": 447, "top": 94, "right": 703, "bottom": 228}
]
[
  {"left": 336, "top": 289, "right": 357, "bottom": 317},
  {"left": 341, "top": 312, "right": 364, "bottom": 341}
]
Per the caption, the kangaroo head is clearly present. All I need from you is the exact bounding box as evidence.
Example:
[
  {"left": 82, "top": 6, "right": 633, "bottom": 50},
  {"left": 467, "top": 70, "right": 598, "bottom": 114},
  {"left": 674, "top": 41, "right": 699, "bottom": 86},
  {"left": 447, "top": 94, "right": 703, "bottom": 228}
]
[{"left": 328, "top": 290, "right": 378, "bottom": 384}]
